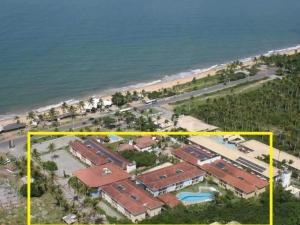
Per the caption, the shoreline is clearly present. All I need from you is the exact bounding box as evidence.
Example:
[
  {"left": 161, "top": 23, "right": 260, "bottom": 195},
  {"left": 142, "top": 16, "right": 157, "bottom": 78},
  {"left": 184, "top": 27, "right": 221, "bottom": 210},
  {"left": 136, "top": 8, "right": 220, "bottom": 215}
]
[{"left": 1, "top": 44, "right": 300, "bottom": 125}]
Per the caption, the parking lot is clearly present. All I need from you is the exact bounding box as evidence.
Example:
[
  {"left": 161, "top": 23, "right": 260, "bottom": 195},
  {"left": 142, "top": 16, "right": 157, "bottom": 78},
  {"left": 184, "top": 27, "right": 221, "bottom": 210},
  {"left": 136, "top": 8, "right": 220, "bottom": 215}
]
[
  {"left": 40, "top": 149, "right": 86, "bottom": 177},
  {"left": 32, "top": 136, "right": 80, "bottom": 154}
]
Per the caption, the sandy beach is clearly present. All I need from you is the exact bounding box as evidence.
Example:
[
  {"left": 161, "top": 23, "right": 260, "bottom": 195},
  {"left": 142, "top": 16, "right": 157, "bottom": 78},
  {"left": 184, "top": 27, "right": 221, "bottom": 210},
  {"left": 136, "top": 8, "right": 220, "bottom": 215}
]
[{"left": 1, "top": 44, "right": 299, "bottom": 127}]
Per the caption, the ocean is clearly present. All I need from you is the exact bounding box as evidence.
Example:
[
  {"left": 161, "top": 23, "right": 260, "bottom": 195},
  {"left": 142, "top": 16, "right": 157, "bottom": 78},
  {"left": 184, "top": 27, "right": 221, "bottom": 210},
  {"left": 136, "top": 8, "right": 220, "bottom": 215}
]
[{"left": 0, "top": 0, "right": 300, "bottom": 115}]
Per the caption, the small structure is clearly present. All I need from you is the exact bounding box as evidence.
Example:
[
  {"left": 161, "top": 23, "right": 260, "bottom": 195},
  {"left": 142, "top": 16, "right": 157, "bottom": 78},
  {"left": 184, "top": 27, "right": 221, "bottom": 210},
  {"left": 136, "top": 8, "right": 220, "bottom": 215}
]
[
  {"left": 62, "top": 214, "right": 77, "bottom": 224},
  {"left": 157, "top": 193, "right": 181, "bottom": 208},
  {"left": 102, "top": 99, "right": 113, "bottom": 108},
  {"left": 5, "top": 163, "right": 17, "bottom": 173},
  {"left": 137, "top": 162, "right": 205, "bottom": 197},
  {"left": 134, "top": 136, "right": 156, "bottom": 152},
  {"left": 0, "top": 122, "right": 26, "bottom": 133},
  {"left": 118, "top": 143, "right": 135, "bottom": 152},
  {"left": 177, "top": 115, "right": 218, "bottom": 132},
  {"left": 73, "top": 163, "right": 131, "bottom": 188},
  {"left": 285, "top": 185, "right": 300, "bottom": 199},
  {"left": 101, "top": 179, "right": 163, "bottom": 222},
  {"left": 280, "top": 169, "right": 292, "bottom": 188}
]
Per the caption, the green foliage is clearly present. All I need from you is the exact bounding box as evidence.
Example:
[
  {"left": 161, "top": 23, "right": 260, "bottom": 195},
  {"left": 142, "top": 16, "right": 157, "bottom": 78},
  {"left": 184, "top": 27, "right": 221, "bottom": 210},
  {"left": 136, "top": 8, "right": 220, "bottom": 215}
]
[
  {"left": 20, "top": 183, "right": 44, "bottom": 197},
  {"left": 134, "top": 116, "right": 157, "bottom": 131},
  {"left": 42, "top": 161, "right": 58, "bottom": 171},
  {"left": 175, "top": 54, "right": 300, "bottom": 156},
  {"left": 102, "top": 116, "right": 116, "bottom": 128},
  {"left": 121, "top": 150, "right": 157, "bottom": 167},
  {"left": 68, "top": 176, "right": 90, "bottom": 195},
  {"left": 112, "top": 92, "right": 128, "bottom": 106}
]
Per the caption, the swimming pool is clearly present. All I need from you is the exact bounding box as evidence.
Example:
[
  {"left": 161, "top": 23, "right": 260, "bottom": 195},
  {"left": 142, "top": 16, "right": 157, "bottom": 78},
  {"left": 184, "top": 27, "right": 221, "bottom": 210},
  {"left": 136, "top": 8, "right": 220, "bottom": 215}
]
[
  {"left": 108, "top": 135, "right": 123, "bottom": 143},
  {"left": 176, "top": 192, "right": 214, "bottom": 205}
]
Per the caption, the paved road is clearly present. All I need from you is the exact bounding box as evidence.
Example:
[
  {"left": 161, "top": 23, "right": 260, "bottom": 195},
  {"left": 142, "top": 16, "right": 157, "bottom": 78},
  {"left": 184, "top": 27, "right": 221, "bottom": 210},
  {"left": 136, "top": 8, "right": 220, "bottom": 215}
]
[
  {"left": 0, "top": 67, "right": 277, "bottom": 157},
  {"left": 140, "top": 67, "right": 277, "bottom": 109}
]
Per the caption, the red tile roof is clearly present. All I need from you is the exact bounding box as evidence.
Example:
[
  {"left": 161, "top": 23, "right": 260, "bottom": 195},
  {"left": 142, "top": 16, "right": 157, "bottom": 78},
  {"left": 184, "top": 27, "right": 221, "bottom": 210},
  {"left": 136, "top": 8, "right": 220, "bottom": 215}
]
[
  {"left": 157, "top": 193, "right": 181, "bottom": 208},
  {"left": 73, "top": 163, "right": 131, "bottom": 188},
  {"left": 201, "top": 159, "right": 268, "bottom": 194},
  {"left": 86, "top": 139, "right": 130, "bottom": 169},
  {"left": 137, "top": 162, "right": 205, "bottom": 191},
  {"left": 134, "top": 136, "right": 156, "bottom": 149},
  {"left": 70, "top": 141, "right": 109, "bottom": 166},
  {"left": 102, "top": 180, "right": 163, "bottom": 216},
  {"left": 173, "top": 145, "right": 216, "bottom": 165},
  {"left": 118, "top": 143, "right": 135, "bottom": 152}
]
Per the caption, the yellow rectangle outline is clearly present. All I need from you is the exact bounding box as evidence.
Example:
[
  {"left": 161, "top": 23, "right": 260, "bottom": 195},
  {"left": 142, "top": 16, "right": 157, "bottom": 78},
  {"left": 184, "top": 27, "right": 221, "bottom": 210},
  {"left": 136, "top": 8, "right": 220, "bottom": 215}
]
[{"left": 27, "top": 131, "right": 274, "bottom": 225}]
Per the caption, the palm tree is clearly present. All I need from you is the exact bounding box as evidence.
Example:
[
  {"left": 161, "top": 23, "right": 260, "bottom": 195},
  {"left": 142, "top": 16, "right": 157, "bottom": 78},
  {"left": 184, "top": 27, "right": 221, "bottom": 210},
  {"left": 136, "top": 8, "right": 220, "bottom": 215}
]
[
  {"left": 48, "top": 108, "right": 58, "bottom": 121},
  {"left": 14, "top": 116, "right": 20, "bottom": 124},
  {"left": 27, "top": 111, "right": 36, "bottom": 121},
  {"left": 78, "top": 101, "right": 85, "bottom": 113},
  {"left": 48, "top": 143, "right": 55, "bottom": 158},
  {"left": 61, "top": 102, "right": 69, "bottom": 113},
  {"left": 69, "top": 105, "right": 77, "bottom": 130}
]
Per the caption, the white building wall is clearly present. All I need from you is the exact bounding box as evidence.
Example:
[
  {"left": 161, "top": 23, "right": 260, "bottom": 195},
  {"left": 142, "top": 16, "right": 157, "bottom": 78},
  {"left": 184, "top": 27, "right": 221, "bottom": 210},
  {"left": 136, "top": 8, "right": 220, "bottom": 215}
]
[{"left": 197, "top": 156, "right": 221, "bottom": 166}]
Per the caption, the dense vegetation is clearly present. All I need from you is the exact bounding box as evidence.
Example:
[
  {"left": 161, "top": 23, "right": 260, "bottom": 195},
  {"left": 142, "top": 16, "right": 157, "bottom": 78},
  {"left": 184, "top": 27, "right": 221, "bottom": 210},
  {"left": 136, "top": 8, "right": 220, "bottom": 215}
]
[
  {"left": 121, "top": 150, "right": 157, "bottom": 167},
  {"left": 175, "top": 53, "right": 300, "bottom": 156},
  {"left": 137, "top": 186, "right": 300, "bottom": 225},
  {"left": 42, "top": 161, "right": 58, "bottom": 171}
]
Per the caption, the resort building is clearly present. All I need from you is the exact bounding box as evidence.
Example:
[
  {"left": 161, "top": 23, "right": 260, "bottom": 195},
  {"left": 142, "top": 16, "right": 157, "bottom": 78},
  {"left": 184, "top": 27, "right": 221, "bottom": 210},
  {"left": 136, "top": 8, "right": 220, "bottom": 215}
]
[
  {"left": 136, "top": 162, "right": 205, "bottom": 197},
  {"left": 173, "top": 145, "right": 221, "bottom": 166},
  {"left": 189, "top": 136, "right": 278, "bottom": 178},
  {"left": 69, "top": 140, "right": 109, "bottom": 166},
  {"left": 134, "top": 136, "right": 157, "bottom": 152},
  {"left": 238, "top": 139, "right": 300, "bottom": 173},
  {"left": 101, "top": 180, "right": 163, "bottom": 223},
  {"left": 84, "top": 138, "right": 136, "bottom": 173},
  {"left": 73, "top": 163, "right": 131, "bottom": 188},
  {"left": 201, "top": 159, "right": 268, "bottom": 199}
]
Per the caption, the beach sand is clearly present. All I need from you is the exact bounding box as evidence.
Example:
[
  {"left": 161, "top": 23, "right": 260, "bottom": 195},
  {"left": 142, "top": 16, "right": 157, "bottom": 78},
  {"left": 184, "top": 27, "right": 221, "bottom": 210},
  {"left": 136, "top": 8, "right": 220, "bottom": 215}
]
[{"left": 1, "top": 45, "right": 299, "bottom": 127}]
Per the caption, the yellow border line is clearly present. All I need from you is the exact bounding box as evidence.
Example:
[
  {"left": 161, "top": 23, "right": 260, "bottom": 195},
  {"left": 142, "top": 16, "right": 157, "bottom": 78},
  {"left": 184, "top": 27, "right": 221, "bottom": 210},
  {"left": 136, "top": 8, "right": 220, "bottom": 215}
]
[{"left": 27, "top": 131, "right": 273, "bottom": 225}]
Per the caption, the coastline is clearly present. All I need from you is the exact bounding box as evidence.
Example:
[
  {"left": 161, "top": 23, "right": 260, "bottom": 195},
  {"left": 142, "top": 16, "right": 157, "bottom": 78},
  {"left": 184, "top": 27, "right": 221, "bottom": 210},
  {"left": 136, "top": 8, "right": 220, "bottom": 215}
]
[{"left": 1, "top": 44, "right": 300, "bottom": 126}]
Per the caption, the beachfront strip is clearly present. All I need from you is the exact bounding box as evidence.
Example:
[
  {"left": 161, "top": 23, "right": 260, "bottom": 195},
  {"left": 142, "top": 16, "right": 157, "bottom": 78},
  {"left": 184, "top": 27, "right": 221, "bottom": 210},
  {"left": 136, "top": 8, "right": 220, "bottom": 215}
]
[{"left": 66, "top": 136, "right": 270, "bottom": 222}]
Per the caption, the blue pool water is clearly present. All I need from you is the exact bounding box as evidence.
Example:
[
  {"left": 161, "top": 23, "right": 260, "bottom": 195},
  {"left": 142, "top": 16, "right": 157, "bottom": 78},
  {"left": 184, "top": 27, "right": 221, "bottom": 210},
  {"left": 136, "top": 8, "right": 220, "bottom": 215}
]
[
  {"left": 177, "top": 192, "right": 214, "bottom": 204},
  {"left": 108, "top": 134, "right": 123, "bottom": 143}
]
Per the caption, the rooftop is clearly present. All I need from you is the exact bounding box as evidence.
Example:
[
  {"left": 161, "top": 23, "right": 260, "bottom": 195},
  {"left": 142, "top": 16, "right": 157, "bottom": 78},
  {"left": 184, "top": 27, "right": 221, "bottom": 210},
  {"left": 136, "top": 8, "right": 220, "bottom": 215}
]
[
  {"left": 134, "top": 136, "right": 156, "bottom": 149},
  {"left": 157, "top": 193, "right": 181, "bottom": 208},
  {"left": 177, "top": 115, "right": 218, "bottom": 131},
  {"left": 189, "top": 136, "right": 278, "bottom": 178},
  {"left": 239, "top": 140, "right": 300, "bottom": 172},
  {"left": 1, "top": 122, "right": 26, "bottom": 132},
  {"left": 102, "top": 180, "right": 163, "bottom": 216},
  {"left": 201, "top": 159, "right": 268, "bottom": 194},
  {"left": 73, "top": 163, "right": 131, "bottom": 188},
  {"left": 70, "top": 141, "right": 109, "bottom": 166},
  {"left": 85, "top": 138, "right": 130, "bottom": 169},
  {"left": 137, "top": 162, "right": 205, "bottom": 191},
  {"left": 173, "top": 145, "right": 217, "bottom": 165},
  {"left": 118, "top": 143, "right": 135, "bottom": 152}
]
